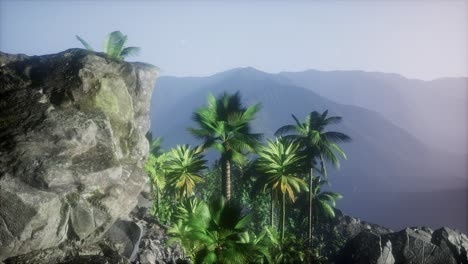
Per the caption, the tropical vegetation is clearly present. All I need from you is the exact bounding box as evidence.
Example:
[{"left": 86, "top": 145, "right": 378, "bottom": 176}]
[
  {"left": 275, "top": 110, "right": 350, "bottom": 246},
  {"left": 143, "top": 92, "right": 350, "bottom": 263},
  {"left": 188, "top": 92, "right": 262, "bottom": 202},
  {"left": 168, "top": 197, "right": 270, "bottom": 263},
  {"left": 164, "top": 144, "right": 207, "bottom": 199},
  {"left": 76, "top": 30, "right": 141, "bottom": 60},
  {"left": 255, "top": 137, "right": 308, "bottom": 241}
]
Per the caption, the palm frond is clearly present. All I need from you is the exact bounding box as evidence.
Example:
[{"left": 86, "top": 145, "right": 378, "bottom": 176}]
[
  {"left": 120, "top": 46, "right": 141, "bottom": 58},
  {"left": 76, "top": 35, "right": 94, "bottom": 51},
  {"left": 103, "top": 31, "right": 127, "bottom": 59},
  {"left": 274, "top": 125, "right": 298, "bottom": 136},
  {"left": 322, "top": 131, "right": 351, "bottom": 143}
]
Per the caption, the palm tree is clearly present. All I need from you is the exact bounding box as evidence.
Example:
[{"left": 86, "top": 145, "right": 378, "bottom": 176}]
[
  {"left": 144, "top": 135, "right": 167, "bottom": 216},
  {"left": 168, "top": 197, "right": 211, "bottom": 259},
  {"left": 188, "top": 92, "right": 262, "bottom": 202},
  {"left": 148, "top": 135, "right": 164, "bottom": 156},
  {"left": 264, "top": 226, "right": 312, "bottom": 264},
  {"left": 76, "top": 30, "right": 141, "bottom": 60},
  {"left": 168, "top": 197, "right": 270, "bottom": 264},
  {"left": 164, "top": 145, "right": 207, "bottom": 199},
  {"left": 256, "top": 137, "right": 308, "bottom": 242},
  {"left": 144, "top": 152, "right": 167, "bottom": 215},
  {"left": 275, "top": 110, "right": 350, "bottom": 246},
  {"left": 309, "top": 176, "right": 342, "bottom": 222}
]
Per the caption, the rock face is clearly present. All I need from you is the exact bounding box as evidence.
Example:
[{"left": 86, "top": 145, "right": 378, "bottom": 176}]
[
  {"left": 332, "top": 209, "right": 393, "bottom": 238},
  {"left": 335, "top": 226, "right": 468, "bottom": 264},
  {"left": 103, "top": 219, "right": 144, "bottom": 261},
  {"left": 130, "top": 207, "right": 186, "bottom": 264},
  {"left": 0, "top": 49, "right": 158, "bottom": 260}
]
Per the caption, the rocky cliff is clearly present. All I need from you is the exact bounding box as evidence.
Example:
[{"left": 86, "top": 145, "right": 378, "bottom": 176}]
[
  {"left": 335, "top": 226, "right": 468, "bottom": 264},
  {"left": 0, "top": 49, "right": 158, "bottom": 261},
  {"left": 313, "top": 210, "right": 468, "bottom": 264}
]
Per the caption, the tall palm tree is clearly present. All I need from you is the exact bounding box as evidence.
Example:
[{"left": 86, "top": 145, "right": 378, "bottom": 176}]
[
  {"left": 188, "top": 92, "right": 262, "bottom": 201},
  {"left": 76, "top": 30, "right": 141, "bottom": 60},
  {"left": 275, "top": 110, "right": 350, "bottom": 246},
  {"left": 256, "top": 137, "right": 308, "bottom": 242},
  {"left": 164, "top": 145, "right": 207, "bottom": 199}
]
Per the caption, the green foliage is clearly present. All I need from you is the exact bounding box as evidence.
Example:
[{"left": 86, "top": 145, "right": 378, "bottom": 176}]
[
  {"left": 145, "top": 100, "right": 350, "bottom": 262},
  {"left": 310, "top": 176, "right": 343, "bottom": 219},
  {"left": 144, "top": 135, "right": 178, "bottom": 225},
  {"left": 275, "top": 110, "right": 350, "bottom": 244},
  {"left": 152, "top": 198, "right": 176, "bottom": 225},
  {"left": 263, "top": 226, "right": 313, "bottom": 263},
  {"left": 148, "top": 135, "right": 164, "bottom": 156},
  {"left": 168, "top": 197, "right": 270, "bottom": 264},
  {"left": 256, "top": 138, "right": 307, "bottom": 203},
  {"left": 76, "top": 35, "right": 94, "bottom": 51},
  {"left": 76, "top": 30, "right": 141, "bottom": 61},
  {"left": 312, "top": 223, "right": 347, "bottom": 261},
  {"left": 144, "top": 153, "right": 167, "bottom": 191},
  {"left": 144, "top": 137, "right": 168, "bottom": 219},
  {"left": 164, "top": 144, "right": 207, "bottom": 199},
  {"left": 231, "top": 161, "right": 271, "bottom": 233},
  {"left": 275, "top": 110, "right": 350, "bottom": 176},
  {"left": 197, "top": 163, "right": 222, "bottom": 201},
  {"left": 188, "top": 92, "right": 262, "bottom": 200},
  {"left": 256, "top": 137, "right": 308, "bottom": 241}
]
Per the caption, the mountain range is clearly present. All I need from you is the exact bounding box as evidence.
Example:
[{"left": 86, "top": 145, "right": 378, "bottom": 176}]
[{"left": 149, "top": 67, "right": 468, "bottom": 233}]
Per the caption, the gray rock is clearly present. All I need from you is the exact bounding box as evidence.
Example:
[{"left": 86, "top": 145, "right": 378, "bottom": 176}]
[
  {"left": 128, "top": 207, "right": 186, "bottom": 264},
  {"left": 387, "top": 227, "right": 456, "bottom": 264},
  {"left": 332, "top": 209, "right": 393, "bottom": 239},
  {"left": 378, "top": 240, "right": 395, "bottom": 264},
  {"left": 3, "top": 240, "right": 129, "bottom": 264},
  {"left": 335, "top": 230, "right": 395, "bottom": 264},
  {"left": 432, "top": 227, "right": 468, "bottom": 264},
  {"left": 337, "top": 227, "right": 465, "bottom": 264},
  {"left": 103, "top": 219, "right": 144, "bottom": 261},
  {"left": 0, "top": 49, "right": 158, "bottom": 260}
]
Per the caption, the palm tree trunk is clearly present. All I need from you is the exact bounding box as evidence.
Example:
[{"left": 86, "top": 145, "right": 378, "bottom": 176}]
[
  {"left": 308, "top": 167, "right": 313, "bottom": 248},
  {"left": 281, "top": 191, "right": 286, "bottom": 242},
  {"left": 221, "top": 158, "right": 232, "bottom": 202},
  {"left": 270, "top": 188, "right": 275, "bottom": 227}
]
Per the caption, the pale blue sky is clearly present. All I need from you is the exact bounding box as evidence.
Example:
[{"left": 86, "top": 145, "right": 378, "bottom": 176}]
[{"left": 1, "top": 0, "right": 467, "bottom": 80}]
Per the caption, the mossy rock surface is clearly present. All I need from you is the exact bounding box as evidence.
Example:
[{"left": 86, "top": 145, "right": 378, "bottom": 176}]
[{"left": 0, "top": 49, "right": 158, "bottom": 261}]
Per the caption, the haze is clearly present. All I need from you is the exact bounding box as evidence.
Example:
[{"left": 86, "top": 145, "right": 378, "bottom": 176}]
[{"left": 1, "top": 0, "right": 467, "bottom": 80}]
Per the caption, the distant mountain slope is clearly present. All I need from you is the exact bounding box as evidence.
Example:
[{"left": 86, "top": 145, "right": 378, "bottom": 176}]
[
  {"left": 280, "top": 70, "right": 468, "bottom": 155},
  {"left": 150, "top": 67, "right": 467, "bottom": 232}
]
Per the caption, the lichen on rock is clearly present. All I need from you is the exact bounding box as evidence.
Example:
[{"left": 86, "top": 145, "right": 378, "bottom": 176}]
[{"left": 0, "top": 49, "right": 158, "bottom": 261}]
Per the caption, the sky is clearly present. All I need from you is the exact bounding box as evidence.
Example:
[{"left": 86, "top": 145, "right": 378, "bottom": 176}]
[{"left": 0, "top": 0, "right": 467, "bottom": 80}]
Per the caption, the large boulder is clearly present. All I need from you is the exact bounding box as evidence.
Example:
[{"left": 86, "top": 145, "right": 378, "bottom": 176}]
[
  {"left": 332, "top": 209, "right": 393, "bottom": 238},
  {"left": 103, "top": 219, "right": 144, "bottom": 261},
  {"left": 336, "top": 226, "right": 468, "bottom": 264},
  {"left": 0, "top": 49, "right": 158, "bottom": 260},
  {"left": 431, "top": 227, "right": 468, "bottom": 264},
  {"left": 335, "top": 230, "right": 395, "bottom": 264}
]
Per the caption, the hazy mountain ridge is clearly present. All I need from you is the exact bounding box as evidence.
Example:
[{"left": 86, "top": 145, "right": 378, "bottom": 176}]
[
  {"left": 280, "top": 69, "right": 468, "bottom": 155},
  {"left": 150, "top": 67, "right": 467, "bottom": 232}
]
